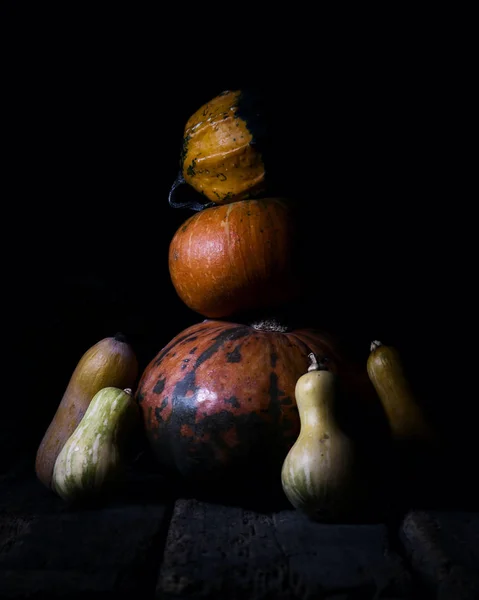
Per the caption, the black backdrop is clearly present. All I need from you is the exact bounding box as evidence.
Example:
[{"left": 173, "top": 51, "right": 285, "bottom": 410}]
[{"left": 4, "top": 7, "right": 472, "bottom": 498}]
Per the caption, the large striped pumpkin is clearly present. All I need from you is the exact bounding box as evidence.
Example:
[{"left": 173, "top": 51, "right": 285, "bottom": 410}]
[{"left": 135, "top": 319, "right": 375, "bottom": 486}]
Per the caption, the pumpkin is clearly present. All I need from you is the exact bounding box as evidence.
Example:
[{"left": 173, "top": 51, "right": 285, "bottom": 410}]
[
  {"left": 135, "top": 318, "right": 376, "bottom": 487},
  {"left": 168, "top": 197, "right": 301, "bottom": 319},
  {"left": 168, "top": 89, "right": 268, "bottom": 210}
]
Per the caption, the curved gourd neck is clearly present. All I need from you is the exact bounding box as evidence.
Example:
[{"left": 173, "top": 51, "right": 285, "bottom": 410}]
[
  {"left": 85, "top": 388, "right": 135, "bottom": 439},
  {"left": 296, "top": 353, "right": 339, "bottom": 431},
  {"left": 297, "top": 389, "right": 339, "bottom": 430}
]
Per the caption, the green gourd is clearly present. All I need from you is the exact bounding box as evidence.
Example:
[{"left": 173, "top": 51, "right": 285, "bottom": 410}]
[
  {"left": 281, "top": 353, "right": 368, "bottom": 522},
  {"left": 52, "top": 386, "right": 140, "bottom": 503}
]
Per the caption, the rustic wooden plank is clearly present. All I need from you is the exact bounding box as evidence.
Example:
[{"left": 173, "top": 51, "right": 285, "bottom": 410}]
[
  {"left": 157, "top": 498, "right": 415, "bottom": 599},
  {"left": 0, "top": 462, "right": 173, "bottom": 599},
  {"left": 400, "top": 510, "right": 479, "bottom": 600}
]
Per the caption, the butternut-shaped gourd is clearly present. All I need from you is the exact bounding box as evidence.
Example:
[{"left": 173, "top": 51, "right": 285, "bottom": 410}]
[
  {"left": 35, "top": 333, "right": 139, "bottom": 489},
  {"left": 52, "top": 386, "right": 140, "bottom": 502},
  {"left": 281, "top": 353, "right": 368, "bottom": 522},
  {"left": 367, "top": 340, "right": 436, "bottom": 445}
]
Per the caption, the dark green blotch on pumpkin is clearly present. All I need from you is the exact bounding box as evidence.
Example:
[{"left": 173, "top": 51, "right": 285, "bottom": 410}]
[
  {"left": 187, "top": 159, "right": 197, "bottom": 177},
  {"left": 225, "top": 396, "right": 240, "bottom": 409},
  {"left": 153, "top": 396, "right": 290, "bottom": 483},
  {"left": 153, "top": 378, "right": 166, "bottom": 395},
  {"left": 153, "top": 332, "right": 199, "bottom": 367},
  {"left": 194, "top": 326, "right": 249, "bottom": 371},
  {"left": 235, "top": 88, "right": 292, "bottom": 198},
  {"left": 236, "top": 89, "right": 268, "bottom": 148},
  {"left": 270, "top": 352, "right": 278, "bottom": 368},
  {"left": 154, "top": 397, "right": 169, "bottom": 424},
  {"left": 226, "top": 346, "right": 242, "bottom": 363}
]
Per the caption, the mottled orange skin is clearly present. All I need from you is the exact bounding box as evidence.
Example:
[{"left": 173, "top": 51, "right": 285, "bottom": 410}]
[
  {"left": 181, "top": 90, "right": 265, "bottom": 204},
  {"left": 168, "top": 198, "right": 300, "bottom": 319},
  {"left": 135, "top": 320, "right": 374, "bottom": 483}
]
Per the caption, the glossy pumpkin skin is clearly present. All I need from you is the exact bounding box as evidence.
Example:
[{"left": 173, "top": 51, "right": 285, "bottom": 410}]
[
  {"left": 135, "top": 319, "right": 374, "bottom": 484},
  {"left": 168, "top": 198, "right": 301, "bottom": 319},
  {"left": 179, "top": 89, "right": 266, "bottom": 205}
]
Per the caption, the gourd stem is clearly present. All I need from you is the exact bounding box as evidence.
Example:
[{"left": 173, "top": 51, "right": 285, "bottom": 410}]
[
  {"left": 307, "top": 352, "right": 328, "bottom": 372},
  {"left": 114, "top": 332, "right": 127, "bottom": 343},
  {"left": 168, "top": 171, "right": 215, "bottom": 212},
  {"left": 168, "top": 172, "right": 187, "bottom": 208},
  {"left": 370, "top": 340, "right": 383, "bottom": 352}
]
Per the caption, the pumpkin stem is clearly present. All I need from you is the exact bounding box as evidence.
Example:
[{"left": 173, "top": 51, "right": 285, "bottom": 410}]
[
  {"left": 370, "top": 340, "right": 383, "bottom": 352},
  {"left": 250, "top": 317, "right": 291, "bottom": 333},
  {"left": 168, "top": 171, "right": 216, "bottom": 212},
  {"left": 308, "top": 352, "right": 329, "bottom": 372}
]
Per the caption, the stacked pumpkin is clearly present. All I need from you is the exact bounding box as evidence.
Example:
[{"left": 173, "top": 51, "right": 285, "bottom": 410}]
[{"left": 134, "top": 90, "right": 378, "bottom": 492}]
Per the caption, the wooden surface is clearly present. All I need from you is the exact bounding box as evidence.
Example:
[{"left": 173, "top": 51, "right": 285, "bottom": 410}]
[{"left": 1, "top": 447, "right": 479, "bottom": 599}]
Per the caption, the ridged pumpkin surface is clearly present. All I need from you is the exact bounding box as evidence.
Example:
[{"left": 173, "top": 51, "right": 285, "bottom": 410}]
[
  {"left": 180, "top": 90, "right": 266, "bottom": 204},
  {"left": 136, "top": 319, "right": 372, "bottom": 483},
  {"left": 168, "top": 198, "right": 300, "bottom": 319}
]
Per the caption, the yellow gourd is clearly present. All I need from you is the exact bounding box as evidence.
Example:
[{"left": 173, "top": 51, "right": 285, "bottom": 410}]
[
  {"left": 281, "top": 353, "right": 369, "bottom": 522},
  {"left": 367, "top": 340, "right": 436, "bottom": 446}
]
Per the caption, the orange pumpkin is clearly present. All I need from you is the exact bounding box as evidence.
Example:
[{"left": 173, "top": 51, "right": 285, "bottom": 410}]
[{"left": 168, "top": 197, "right": 301, "bottom": 319}]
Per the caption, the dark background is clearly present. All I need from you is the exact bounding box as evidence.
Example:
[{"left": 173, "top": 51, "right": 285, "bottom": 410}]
[{"left": 3, "top": 7, "right": 473, "bottom": 501}]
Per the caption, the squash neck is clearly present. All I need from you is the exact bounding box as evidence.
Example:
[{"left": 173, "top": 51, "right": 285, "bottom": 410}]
[
  {"left": 297, "top": 354, "right": 339, "bottom": 431},
  {"left": 298, "top": 400, "right": 339, "bottom": 432}
]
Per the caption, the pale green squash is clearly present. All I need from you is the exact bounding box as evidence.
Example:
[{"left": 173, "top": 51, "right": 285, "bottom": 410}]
[
  {"left": 52, "top": 386, "right": 139, "bottom": 502},
  {"left": 281, "top": 353, "right": 369, "bottom": 522}
]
